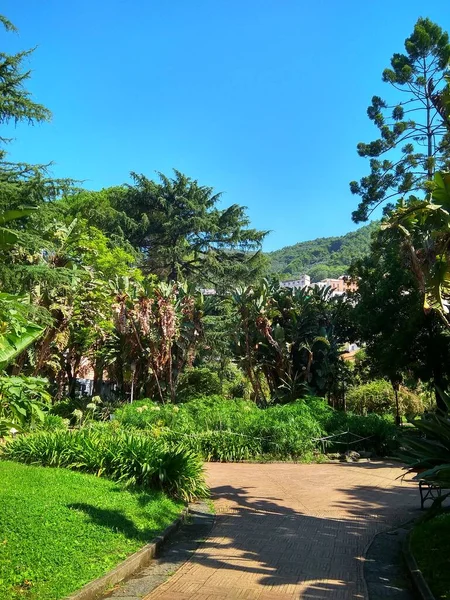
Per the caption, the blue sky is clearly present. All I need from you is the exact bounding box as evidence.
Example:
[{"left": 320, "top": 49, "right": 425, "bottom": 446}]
[{"left": 3, "top": 1, "right": 450, "bottom": 251}]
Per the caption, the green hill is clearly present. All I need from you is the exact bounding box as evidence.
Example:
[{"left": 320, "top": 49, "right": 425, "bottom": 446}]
[{"left": 267, "top": 222, "right": 378, "bottom": 282}]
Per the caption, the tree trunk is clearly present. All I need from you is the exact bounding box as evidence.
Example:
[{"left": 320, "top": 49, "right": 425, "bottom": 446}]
[{"left": 93, "top": 357, "right": 104, "bottom": 395}]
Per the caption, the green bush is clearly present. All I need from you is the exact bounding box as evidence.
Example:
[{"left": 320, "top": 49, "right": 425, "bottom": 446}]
[
  {"left": 42, "top": 413, "right": 69, "bottom": 431},
  {"left": 117, "top": 396, "right": 324, "bottom": 460},
  {"left": 346, "top": 380, "right": 423, "bottom": 418},
  {"left": 50, "top": 395, "right": 112, "bottom": 425},
  {"left": 168, "top": 429, "right": 262, "bottom": 462},
  {"left": 324, "top": 411, "right": 399, "bottom": 455},
  {"left": 220, "top": 363, "right": 253, "bottom": 399},
  {"left": 1, "top": 427, "right": 207, "bottom": 501},
  {"left": 0, "top": 376, "right": 50, "bottom": 435},
  {"left": 176, "top": 367, "right": 222, "bottom": 401},
  {"left": 300, "top": 396, "right": 399, "bottom": 455},
  {"left": 115, "top": 394, "right": 400, "bottom": 460},
  {"left": 252, "top": 402, "right": 323, "bottom": 457},
  {"left": 115, "top": 399, "right": 197, "bottom": 430},
  {"left": 50, "top": 397, "right": 82, "bottom": 420}
]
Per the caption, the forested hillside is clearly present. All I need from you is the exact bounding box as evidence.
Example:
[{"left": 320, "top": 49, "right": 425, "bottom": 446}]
[{"left": 268, "top": 222, "right": 378, "bottom": 281}]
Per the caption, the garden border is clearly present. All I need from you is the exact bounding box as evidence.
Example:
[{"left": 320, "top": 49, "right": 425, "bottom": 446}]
[
  {"left": 64, "top": 505, "right": 189, "bottom": 600},
  {"left": 402, "top": 529, "right": 436, "bottom": 600}
]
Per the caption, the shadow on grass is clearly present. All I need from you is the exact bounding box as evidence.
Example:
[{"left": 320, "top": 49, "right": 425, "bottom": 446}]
[{"left": 68, "top": 503, "right": 165, "bottom": 543}]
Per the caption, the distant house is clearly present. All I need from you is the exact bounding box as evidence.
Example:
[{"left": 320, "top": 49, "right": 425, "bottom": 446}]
[
  {"left": 315, "top": 275, "right": 357, "bottom": 296},
  {"left": 279, "top": 274, "right": 357, "bottom": 297},
  {"left": 280, "top": 274, "right": 311, "bottom": 290}
]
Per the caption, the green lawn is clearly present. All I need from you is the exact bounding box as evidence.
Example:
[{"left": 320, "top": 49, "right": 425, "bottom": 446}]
[
  {"left": 410, "top": 511, "right": 450, "bottom": 600},
  {"left": 0, "top": 461, "right": 184, "bottom": 600}
]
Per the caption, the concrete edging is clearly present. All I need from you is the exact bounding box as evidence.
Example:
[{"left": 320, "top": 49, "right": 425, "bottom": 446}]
[
  {"left": 65, "top": 506, "right": 189, "bottom": 600},
  {"left": 403, "top": 529, "right": 436, "bottom": 600}
]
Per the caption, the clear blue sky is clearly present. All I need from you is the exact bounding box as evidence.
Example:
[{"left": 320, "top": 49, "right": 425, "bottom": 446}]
[{"left": 3, "top": 1, "right": 450, "bottom": 251}]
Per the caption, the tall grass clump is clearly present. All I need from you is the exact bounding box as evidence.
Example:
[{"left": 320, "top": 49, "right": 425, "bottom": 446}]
[
  {"left": 1, "top": 427, "right": 207, "bottom": 501},
  {"left": 116, "top": 395, "right": 400, "bottom": 460},
  {"left": 116, "top": 396, "right": 325, "bottom": 461}
]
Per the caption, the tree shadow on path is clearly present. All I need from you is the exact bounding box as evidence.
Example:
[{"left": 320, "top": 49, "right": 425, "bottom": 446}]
[{"left": 181, "top": 463, "right": 420, "bottom": 599}]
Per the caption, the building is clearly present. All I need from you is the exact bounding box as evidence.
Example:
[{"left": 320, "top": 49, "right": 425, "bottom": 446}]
[
  {"left": 315, "top": 275, "right": 357, "bottom": 296},
  {"left": 280, "top": 274, "right": 311, "bottom": 290}
]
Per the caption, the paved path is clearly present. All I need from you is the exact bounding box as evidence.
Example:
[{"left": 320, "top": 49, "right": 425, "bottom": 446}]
[{"left": 144, "top": 462, "right": 419, "bottom": 600}]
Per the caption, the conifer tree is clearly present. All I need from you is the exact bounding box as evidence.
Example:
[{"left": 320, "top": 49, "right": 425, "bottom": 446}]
[
  {"left": 350, "top": 18, "right": 450, "bottom": 222},
  {"left": 0, "top": 14, "right": 51, "bottom": 147}
]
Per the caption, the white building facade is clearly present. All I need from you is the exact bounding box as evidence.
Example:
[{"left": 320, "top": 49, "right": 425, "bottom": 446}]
[{"left": 280, "top": 274, "right": 311, "bottom": 290}]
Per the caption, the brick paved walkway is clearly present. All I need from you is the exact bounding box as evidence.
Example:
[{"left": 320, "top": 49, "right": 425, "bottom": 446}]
[{"left": 144, "top": 462, "right": 419, "bottom": 600}]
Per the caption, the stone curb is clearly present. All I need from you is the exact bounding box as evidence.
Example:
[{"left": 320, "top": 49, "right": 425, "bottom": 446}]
[
  {"left": 402, "top": 529, "right": 436, "bottom": 600},
  {"left": 64, "top": 506, "right": 189, "bottom": 600}
]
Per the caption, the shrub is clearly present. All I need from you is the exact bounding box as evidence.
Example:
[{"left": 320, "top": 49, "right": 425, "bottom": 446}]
[
  {"left": 0, "top": 376, "right": 50, "bottom": 434},
  {"left": 220, "top": 363, "right": 253, "bottom": 399},
  {"left": 117, "top": 396, "right": 325, "bottom": 460},
  {"left": 346, "top": 380, "right": 423, "bottom": 418},
  {"left": 252, "top": 402, "right": 323, "bottom": 457},
  {"left": 173, "top": 430, "right": 262, "bottom": 462},
  {"left": 42, "top": 413, "right": 69, "bottom": 431},
  {"left": 176, "top": 367, "right": 222, "bottom": 401},
  {"left": 115, "top": 394, "right": 400, "bottom": 460},
  {"left": 1, "top": 427, "right": 207, "bottom": 501},
  {"left": 327, "top": 412, "right": 399, "bottom": 455},
  {"left": 115, "top": 399, "right": 197, "bottom": 431},
  {"left": 304, "top": 396, "right": 399, "bottom": 455},
  {"left": 50, "top": 395, "right": 112, "bottom": 425}
]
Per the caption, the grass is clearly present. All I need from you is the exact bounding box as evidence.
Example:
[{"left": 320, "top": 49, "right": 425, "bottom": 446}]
[
  {"left": 2, "top": 426, "right": 208, "bottom": 501},
  {"left": 410, "top": 511, "right": 450, "bottom": 600},
  {"left": 0, "top": 461, "right": 184, "bottom": 600}
]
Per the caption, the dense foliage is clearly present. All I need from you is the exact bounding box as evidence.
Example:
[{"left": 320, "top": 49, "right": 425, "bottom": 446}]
[
  {"left": 228, "top": 281, "right": 355, "bottom": 405},
  {"left": 350, "top": 226, "right": 450, "bottom": 411},
  {"left": 346, "top": 380, "right": 423, "bottom": 417},
  {"left": 399, "top": 390, "right": 450, "bottom": 489},
  {"left": 114, "top": 396, "right": 399, "bottom": 459}
]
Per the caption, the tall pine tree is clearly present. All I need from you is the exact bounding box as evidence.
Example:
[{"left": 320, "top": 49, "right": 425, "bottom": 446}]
[{"left": 350, "top": 18, "right": 450, "bottom": 222}]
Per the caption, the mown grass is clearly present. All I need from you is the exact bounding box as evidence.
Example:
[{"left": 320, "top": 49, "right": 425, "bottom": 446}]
[
  {"left": 0, "top": 461, "right": 184, "bottom": 600},
  {"left": 410, "top": 511, "right": 450, "bottom": 600}
]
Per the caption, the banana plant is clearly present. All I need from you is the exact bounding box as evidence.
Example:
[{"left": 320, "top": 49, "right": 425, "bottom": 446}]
[
  {"left": 383, "top": 171, "right": 450, "bottom": 329},
  {"left": 0, "top": 208, "right": 45, "bottom": 368},
  {"left": 0, "top": 375, "right": 50, "bottom": 430},
  {"left": 0, "top": 292, "right": 44, "bottom": 370}
]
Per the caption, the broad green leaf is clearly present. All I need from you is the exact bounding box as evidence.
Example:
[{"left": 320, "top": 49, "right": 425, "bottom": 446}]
[{"left": 0, "top": 323, "right": 45, "bottom": 369}]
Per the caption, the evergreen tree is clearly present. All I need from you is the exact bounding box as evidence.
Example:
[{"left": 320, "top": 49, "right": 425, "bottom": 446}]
[
  {"left": 0, "top": 15, "right": 51, "bottom": 147},
  {"left": 350, "top": 18, "right": 450, "bottom": 223},
  {"left": 64, "top": 171, "right": 268, "bottom": 288}
]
